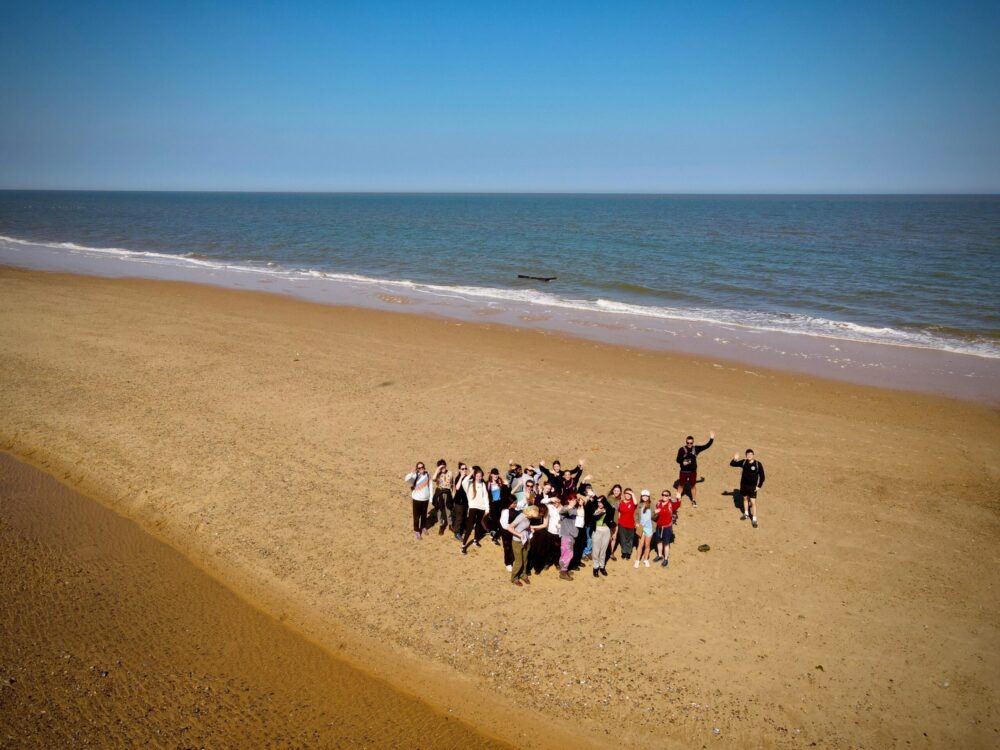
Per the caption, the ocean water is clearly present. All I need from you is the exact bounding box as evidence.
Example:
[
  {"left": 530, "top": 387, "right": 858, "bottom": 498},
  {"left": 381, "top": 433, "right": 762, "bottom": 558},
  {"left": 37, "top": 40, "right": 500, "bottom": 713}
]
[{"left": 1, "top": 191, "right": 997, "bottom": 358}]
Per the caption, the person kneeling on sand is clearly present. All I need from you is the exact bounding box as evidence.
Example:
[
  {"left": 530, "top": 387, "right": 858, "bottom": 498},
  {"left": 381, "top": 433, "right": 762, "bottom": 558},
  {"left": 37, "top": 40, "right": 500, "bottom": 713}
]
[
  {"left": 404, "top": 462, "right": 433, "bottom": 540},
  {"left": 731, "top": 449, "right": 766, "bottom": 527}
]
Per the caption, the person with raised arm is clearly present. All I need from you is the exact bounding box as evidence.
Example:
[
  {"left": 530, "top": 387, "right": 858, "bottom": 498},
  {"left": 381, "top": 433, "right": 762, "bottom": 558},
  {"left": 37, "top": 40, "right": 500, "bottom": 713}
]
[
  {"left": 537, "top": 458, "right": 585, "bottom": 499},
  {"left": 404, "top": 461, "right": 433, "bottom": 540},
  {"left": 730, "top": 449, "right": 766, "bottom": 527},
  {"left": 653, "top": 489, "right": 682, "bottom": 567},
  {"left": 460, "top": 466, "right": 490, "bottom": 554},
  {"left": 675, "top": 431, "right": 715, "bottom": 506},
  {"left": 557, "top": 496, "right": 582, "bottom": 581}
]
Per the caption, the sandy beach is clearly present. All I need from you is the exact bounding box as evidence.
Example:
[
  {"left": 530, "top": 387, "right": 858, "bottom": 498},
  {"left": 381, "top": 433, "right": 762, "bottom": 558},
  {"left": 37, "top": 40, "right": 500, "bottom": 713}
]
[{"left": 1, "top": 265, "right": 999, "bottom": 748}]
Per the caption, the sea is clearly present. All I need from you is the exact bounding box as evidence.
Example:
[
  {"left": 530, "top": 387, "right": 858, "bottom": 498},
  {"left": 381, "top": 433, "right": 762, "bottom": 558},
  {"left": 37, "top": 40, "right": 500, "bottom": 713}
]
[{"left": 2, "top": 191, "right": 998, "bottom": 400}]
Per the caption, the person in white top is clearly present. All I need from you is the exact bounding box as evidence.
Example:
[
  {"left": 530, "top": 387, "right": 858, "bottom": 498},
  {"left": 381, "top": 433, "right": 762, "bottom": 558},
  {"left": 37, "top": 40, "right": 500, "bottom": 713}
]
[
  {"left": 404, "top": 461, "right": 433, "bottom": 540},
  {"left": 460, "top": 466, "right": 489, "bottom": 554}
]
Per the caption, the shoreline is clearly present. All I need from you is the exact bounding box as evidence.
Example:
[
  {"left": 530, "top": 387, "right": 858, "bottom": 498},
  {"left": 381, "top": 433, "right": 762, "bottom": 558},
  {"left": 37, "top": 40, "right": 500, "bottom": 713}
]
[
  {"left": 0, "top": 451, "right": 520, "bottom": 749},
  {"left": 2, "top": 266, "right": 998, "bottom": 748},
  {"left": 2, "top": 236, "right": 998, "bottom": 403}
]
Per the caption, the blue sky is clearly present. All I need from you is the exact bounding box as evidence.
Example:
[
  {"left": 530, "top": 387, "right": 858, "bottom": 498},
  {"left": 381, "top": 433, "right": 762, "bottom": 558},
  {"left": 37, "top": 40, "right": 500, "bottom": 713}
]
[{"left": 1, "top": 1, "right": 997, "bottom": 192}]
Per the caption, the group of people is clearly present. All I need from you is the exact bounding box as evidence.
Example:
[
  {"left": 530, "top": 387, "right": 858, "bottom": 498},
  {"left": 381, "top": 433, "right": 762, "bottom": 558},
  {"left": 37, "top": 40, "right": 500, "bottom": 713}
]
[{"left": 404, "top": 433, "right": 766, "bottom": 586}]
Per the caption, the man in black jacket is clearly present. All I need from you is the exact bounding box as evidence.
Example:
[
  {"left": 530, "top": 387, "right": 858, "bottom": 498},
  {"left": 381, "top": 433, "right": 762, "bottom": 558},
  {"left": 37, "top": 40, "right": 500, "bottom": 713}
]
[
  {"left": 675, "top": 432, "right": 714, "bottom": 506},
  {"left": 730, "top": 450, "right": 766, "bottom": 527}
]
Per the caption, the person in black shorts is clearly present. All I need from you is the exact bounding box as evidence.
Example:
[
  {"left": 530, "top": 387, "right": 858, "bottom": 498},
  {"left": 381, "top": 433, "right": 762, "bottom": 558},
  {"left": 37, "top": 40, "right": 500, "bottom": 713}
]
[
  {"left": 730, "top": 449, "right": 765, "bottom": 527},
  {"left": 675, "top": 432, "right": 714, "bottom": 506}
]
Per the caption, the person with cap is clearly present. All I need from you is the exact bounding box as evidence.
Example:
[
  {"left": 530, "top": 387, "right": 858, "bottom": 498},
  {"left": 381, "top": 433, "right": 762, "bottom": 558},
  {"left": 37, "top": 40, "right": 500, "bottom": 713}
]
[
  {"left": 675, "top": 431, "right": 715, "bottom": 506},
  {"left": 731, "top": 449, "right": 766, "bottom": 527},
  {"left": 404, "top": 461, "right": 434, "bottom": 540}
]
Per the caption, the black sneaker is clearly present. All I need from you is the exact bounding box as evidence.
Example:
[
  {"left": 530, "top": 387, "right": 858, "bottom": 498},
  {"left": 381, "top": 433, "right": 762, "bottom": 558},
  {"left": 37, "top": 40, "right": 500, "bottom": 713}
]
[
  {"left": 461, "top": 547, "right": 467, "bottom": 555},
  {"left": 474, "top": 540, "right": 482, "bottom": 548},
  {"left": 593, "top": 569, "right": 599, "bottom": 578},
  {"left": 599, "top": 567, "right": 608, "bottom": 577}
]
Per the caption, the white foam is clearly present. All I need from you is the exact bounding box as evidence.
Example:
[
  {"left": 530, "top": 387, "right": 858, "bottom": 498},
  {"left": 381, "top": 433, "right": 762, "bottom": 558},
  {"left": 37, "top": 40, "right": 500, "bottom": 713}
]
[{"left": 1, "top": 233, "right": 997, "bottom": 360}]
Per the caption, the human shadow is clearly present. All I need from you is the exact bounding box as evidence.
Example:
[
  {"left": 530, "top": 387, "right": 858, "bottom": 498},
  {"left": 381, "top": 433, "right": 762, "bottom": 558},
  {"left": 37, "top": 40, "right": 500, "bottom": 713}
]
[
  {"left": 672, "top": 476, "right": 705, "bottom": 500},
  {"left": 721, "top": 489, "right": 746, "bottom": 514}
]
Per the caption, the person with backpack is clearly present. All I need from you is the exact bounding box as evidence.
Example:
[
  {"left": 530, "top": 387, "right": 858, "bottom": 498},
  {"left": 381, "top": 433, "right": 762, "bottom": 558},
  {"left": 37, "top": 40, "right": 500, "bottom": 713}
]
[
  {"left": 731, "top": 449, "right": 766, "bottom": 527},
  {"left": 675, "top": 431, "right": 714, "bottom": 506},
  {"left": 403, "top": 461, "right": 433, "bottom": 540}
]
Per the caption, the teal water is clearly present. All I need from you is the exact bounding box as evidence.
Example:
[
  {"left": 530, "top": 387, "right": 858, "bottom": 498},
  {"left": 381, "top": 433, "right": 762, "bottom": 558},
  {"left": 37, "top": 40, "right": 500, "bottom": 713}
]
[{"left": 0, "top": 191, "right": 998, "bottom": 357}]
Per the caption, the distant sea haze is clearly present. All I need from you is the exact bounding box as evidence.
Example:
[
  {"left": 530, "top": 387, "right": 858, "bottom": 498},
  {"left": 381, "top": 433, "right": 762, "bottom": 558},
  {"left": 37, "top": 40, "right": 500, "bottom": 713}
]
[{"left": 1, "top": 192, "right": 998, "bottom": 360}]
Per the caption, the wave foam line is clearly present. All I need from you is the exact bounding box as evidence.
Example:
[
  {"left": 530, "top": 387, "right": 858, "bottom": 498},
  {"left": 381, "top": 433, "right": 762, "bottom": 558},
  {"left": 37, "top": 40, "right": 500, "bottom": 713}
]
[{"left": 2, "top": 234, "right": 997, "bottom": 359}]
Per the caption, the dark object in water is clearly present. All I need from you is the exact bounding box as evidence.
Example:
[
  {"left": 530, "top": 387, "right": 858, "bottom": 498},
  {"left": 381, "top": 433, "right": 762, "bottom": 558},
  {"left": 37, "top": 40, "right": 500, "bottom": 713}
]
[{"left": 518, "top": 274, "right": 556, "bottom": 282}]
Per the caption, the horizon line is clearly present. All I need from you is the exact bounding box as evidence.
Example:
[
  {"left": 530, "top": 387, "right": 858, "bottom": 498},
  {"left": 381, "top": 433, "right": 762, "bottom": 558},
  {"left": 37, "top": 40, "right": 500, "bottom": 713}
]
[{"left": 1, "top": 188, "right": 998, "bottom": 197}]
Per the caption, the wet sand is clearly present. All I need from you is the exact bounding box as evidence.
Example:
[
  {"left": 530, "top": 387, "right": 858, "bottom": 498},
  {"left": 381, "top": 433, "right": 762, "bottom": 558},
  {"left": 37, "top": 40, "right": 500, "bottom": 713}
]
[
  {"left": 0, "top": 452, "right": 511, "bottom": 749},
  {"left": 1, "top": 266, "right": 999, "bottom": 748}
]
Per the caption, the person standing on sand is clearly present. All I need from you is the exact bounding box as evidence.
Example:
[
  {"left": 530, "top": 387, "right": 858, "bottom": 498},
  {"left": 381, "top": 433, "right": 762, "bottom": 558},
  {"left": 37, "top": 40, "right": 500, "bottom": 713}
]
[
  {"left": 589, "top": 495, "right": 614, "bottom": 578},
  {"left": 653, "top": 489, "right": 681, "bottom": 567},
  {"left": 676, "top": 432, "right": 715, "bottom": 506},
  {"left": 541, "top": 489, "right": 562, "bottom": 571},
  {"left": 635, "top": 496, "right": 654, "bottom": 568},
  {"left": 451, "top": 463, "right": 470, "bottom": 540},
  {"left": 557, "top": 496, "right": 582, "bottom": 580},
  {"left": 506, "top": 505, "right": 543, "bottom": 586},
  {"left": 616, "top": 488, "right": 638, "bottom": 560},
  {"left": 538, "top": 458, "right": 584, "bottom": 499},
  {"left": 404, "top": 462, "right": 433, "bottom": 540},
  {"left": 431, "top": 459, "right": 453, "bottom": 536},
  {"left": 461, "top": 466, "right": 490, "bottom": 554},
  {"left": 731, "top": 450, "right": 766, "bottom": 527},
  {"left": 487, "top": 468, "right": 508, "bottom": 544},
  {"left": 606, "top": 483, "right": 623, "bottom": 560}
]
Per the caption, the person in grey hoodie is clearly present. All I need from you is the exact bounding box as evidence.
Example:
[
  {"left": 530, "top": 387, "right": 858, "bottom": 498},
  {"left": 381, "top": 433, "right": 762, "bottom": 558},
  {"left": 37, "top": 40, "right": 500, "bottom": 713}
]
[{"left": 557, "top": 497, "right": 583, "bottom": 580}]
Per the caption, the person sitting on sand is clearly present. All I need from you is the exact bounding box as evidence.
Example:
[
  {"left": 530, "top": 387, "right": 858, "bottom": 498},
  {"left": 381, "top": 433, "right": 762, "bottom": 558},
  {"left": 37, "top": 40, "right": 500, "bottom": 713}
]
[
  {"left": 431, "top": 459, "right": 453, "bottom": 536},
  {"left": 460, "top": 466, "right": 490, "bottom": 554},
  {"left": 635, "top": 496, "right": 654, "bottom": 568},
  {"left": 731, "top": 449, "right": 766, "bottom": 527},
  {"left": 676, "top": 432, "right": 714, "bottom": 507},
  {"left": 616, "top": 488, "right": 638, "bottom": 560},
  {"left": 404, "top": 461, "right": 433, "bottom": 540},
  {"left": 653, "top": 490, "right": 681, "bottom": 567}
]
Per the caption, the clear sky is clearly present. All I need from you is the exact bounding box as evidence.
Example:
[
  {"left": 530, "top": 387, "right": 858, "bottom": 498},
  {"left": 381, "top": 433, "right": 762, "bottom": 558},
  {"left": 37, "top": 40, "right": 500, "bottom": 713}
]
[{"left": 1, "top": 0, "right": 998, "bottom": 192}]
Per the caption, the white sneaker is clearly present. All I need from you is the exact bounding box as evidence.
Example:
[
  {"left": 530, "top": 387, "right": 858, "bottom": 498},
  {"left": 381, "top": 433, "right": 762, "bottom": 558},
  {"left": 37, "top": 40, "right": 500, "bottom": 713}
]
[
  {"left": 644, "top": 560, "right": 650, "bottom": 568},
  {"left": 505, "top": 564, "right": 513, "bottom": 572},
  {"left": 634, "top": 560, "right": 640, "bottom": 569}
]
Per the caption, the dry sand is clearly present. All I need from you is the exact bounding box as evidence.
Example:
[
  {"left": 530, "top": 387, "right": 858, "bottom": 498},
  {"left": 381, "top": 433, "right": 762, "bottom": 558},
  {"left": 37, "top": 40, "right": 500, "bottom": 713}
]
[
  {"left": 1, "top": 266, "right": 998, "bottom": 748},
  {"left": 0, "top": 453, "right": 509, "bottom": 749}
]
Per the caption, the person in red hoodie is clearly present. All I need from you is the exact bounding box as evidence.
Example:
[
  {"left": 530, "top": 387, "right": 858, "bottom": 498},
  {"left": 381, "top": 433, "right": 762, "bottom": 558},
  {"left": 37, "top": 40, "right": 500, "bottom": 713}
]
[
  {"left": 616, "top": 488, "right": 638, "bottom": 560},
  {"left": 653, "top": 489, "right": 682, "bottom": 568}
]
